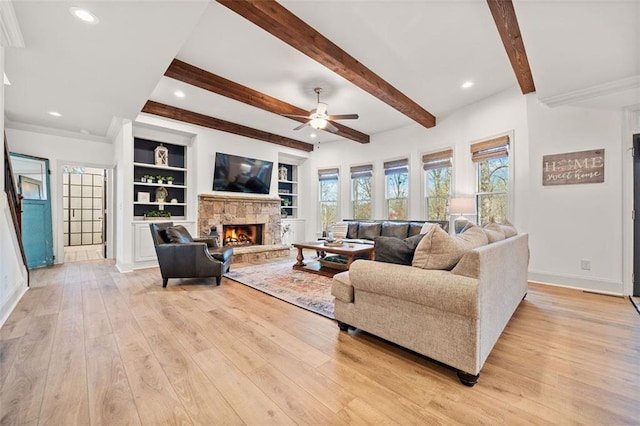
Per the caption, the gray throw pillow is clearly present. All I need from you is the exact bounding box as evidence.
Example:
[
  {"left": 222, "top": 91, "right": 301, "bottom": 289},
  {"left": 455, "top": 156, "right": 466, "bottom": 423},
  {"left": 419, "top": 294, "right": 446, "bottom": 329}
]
[
  {"left": 374, "top": 234, "right": 425, "bottom": 265},
  {"left": 165, "top": 225, "right": 194, "bottom": 244},
  {"left": 358, "top": 222, "right": 381, "bottom": 240}
]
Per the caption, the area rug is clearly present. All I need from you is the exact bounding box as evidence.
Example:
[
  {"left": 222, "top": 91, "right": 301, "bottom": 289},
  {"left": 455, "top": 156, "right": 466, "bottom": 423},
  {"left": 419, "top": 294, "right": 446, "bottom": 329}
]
[{"left": 224, "top": 260, "right": 335, "bottom": 319}]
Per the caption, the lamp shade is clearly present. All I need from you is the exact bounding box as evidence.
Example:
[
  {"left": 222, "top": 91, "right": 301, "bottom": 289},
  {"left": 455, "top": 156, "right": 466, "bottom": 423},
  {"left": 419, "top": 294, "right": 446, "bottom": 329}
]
[{"left": 450, "top": 197, "right": 475, "bottom": 215}]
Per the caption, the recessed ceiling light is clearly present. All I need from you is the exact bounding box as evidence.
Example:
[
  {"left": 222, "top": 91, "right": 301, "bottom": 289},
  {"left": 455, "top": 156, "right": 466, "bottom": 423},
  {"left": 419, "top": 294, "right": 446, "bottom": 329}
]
[
  {"left": 69, "top": 7, "right": 99, "bottom": 24},
  {"left": 3, "top": 73, "right": 10, "bottom": 85},
  {"left": 461, "top": 81, "right": 474, "bottom": 89},
  {"left": 310, "top": 133, "right": 317, "bottom": 138},
  {"left": 174, "top": 90, "right": 185, "bottom": 98},
  {"left": 48, "top": 111, "right": 62, "bottom": 117}
]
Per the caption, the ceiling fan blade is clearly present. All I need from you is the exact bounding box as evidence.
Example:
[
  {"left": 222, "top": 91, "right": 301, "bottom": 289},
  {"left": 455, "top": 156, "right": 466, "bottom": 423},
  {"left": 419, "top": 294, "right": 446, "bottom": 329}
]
[
  {"left": 327, "top": 113, "right": 359, "bottom": 120},
  {"left": 325, "top": 121, "right": 339, "bottom": 133},
  {"left": 293, "top": 121, "right": 310, "bottom": 131},
  {"left": 316, "top": 102, "right": 328, "bottom": 116},
  {"left": 282, "top": 113, "right": 311, "bottom": 119}
]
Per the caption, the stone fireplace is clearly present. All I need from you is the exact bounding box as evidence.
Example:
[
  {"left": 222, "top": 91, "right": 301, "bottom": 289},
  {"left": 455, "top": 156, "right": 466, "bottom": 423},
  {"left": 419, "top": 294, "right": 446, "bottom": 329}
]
[{"left": 198, "top": 194, "right": 290, "bottom": 262}]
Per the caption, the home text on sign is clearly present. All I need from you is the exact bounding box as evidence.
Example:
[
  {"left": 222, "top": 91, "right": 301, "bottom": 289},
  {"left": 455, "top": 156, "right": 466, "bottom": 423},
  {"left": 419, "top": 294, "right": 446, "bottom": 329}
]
[{"left": 542, "top": 149, "right": 605, "bottom": 186}]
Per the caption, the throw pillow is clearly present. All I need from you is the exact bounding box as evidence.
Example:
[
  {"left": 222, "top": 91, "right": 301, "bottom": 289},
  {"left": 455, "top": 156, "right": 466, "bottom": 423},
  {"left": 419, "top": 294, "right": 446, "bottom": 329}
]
[
  {"left": 483, "top": 223, "right": 506, "bottom": 243},
  {"left": 420, "top": 222, "right": 437, "bottom": 234},
  {"left": 498, "top": 219, "right": 518, "bottom": 238},
  {"left": 165, "top": 225, "right": 194, "bottom": 244},
  {"left": 331, "top": 222, "right": 349, "bottom": 239},
  {"left": 412, "top": 224, "right": 488, "bottom": 270},
  {"left": 374, "top": 234, "right": 425, "bottom": 265}
]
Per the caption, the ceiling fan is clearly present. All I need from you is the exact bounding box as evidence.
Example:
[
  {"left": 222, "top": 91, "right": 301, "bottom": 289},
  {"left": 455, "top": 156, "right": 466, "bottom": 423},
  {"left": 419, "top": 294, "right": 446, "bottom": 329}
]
[{"left": 283, "top": 87, "right": 359, "bottom": 132}]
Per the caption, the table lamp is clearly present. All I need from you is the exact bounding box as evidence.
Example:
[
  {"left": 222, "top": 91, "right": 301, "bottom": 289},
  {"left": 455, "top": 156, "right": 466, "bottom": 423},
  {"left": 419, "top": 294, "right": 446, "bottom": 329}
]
[{"left": 450, "top": 197, "right": 475, "bottom": 233}]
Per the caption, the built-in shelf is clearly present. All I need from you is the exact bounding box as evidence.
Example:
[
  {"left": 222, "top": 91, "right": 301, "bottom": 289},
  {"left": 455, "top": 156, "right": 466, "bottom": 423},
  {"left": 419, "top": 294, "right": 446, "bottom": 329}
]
[
  {"left": 133, "top": 137, "right": 187, "bottom": 218},
  {"left": 278, "top": 163, "right": 298, "bottom": 219}
]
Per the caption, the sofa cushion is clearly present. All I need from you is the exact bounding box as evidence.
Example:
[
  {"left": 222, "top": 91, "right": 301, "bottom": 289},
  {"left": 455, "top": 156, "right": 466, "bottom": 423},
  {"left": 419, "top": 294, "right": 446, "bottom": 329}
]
[
  {"left": 374, "top": 234, "right": 424, "bottom": 265},
  {"left": 483, "top": 223, "right": 506, "bottom": 243},
  {"left": 165, "top": 225, "right": 194, "bottom": 244},
  {"left": 346, "top": 222, "right": 359, "bottom": 239},
  {"left": 381, "top": 222, "right": 410, "bottom": 239},
  {"left": 412, "top": 224, "right": 488, "bottom": 270},
  {"left": 357, "top": 222, "right": 381, "bottom": 240},
  {"left": 331, "top": 271, "right": 354, "bottom": 302},
  {"left": 407, "top": 222, "right": 424, "bottom": 237}
]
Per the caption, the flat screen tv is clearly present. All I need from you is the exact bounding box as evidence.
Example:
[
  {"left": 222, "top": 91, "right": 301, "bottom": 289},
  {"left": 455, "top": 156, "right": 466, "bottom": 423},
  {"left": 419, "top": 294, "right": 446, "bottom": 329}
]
[{"left": 213, "top": 152, "right": 273, "bottom": 194}]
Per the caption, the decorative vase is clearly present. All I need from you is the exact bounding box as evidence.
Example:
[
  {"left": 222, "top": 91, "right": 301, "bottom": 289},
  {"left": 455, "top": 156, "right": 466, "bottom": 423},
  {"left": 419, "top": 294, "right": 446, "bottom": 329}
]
[{"left": 279, "top": 165, "right": 288, "bottom": 181}]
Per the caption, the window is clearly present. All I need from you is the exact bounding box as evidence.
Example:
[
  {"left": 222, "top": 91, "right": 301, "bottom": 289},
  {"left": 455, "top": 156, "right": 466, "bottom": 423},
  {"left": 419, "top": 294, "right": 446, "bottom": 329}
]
[
  {"left": 423, "top": 149, "right": 453, "bottom": 221},
  {"left": 471, "top": 135, "right": 510, "bottom": 225},
  {"left": 351, "top": 164, "right": 373, "bottom": 219},
  {"left": 318, "top": 168, "right": 339, "bottom": 232},
  {"left": 384, "top": 158, "right": 409, "bottom": 220}
]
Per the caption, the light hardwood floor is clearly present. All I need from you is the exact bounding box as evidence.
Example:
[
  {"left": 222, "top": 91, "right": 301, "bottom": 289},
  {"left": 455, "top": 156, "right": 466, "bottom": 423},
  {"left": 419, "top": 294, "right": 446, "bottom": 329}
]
[
  {"left": 63, "top": 244, "right": 104, "bottom": 262},
  {"left": 1, "top": 257, "right": 639, "bottom": 425}
]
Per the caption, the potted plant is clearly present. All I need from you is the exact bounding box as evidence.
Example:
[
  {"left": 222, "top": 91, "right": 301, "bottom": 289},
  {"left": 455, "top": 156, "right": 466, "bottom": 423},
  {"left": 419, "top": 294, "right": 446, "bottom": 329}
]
[
  {"left": 165, "top": 176, "right": 175, "bottom": 185},
  {"left": 280, "top": 208, "right": 288, "bottom": 218},
  {"left": 143, "top": 210, "right": 171, "bottom": 220},
  {"left": 156, "top": 175, "right": 164, "bottom": 185},
  {"left": 142, "top": 175, "right": 153, "bottom": 183}
]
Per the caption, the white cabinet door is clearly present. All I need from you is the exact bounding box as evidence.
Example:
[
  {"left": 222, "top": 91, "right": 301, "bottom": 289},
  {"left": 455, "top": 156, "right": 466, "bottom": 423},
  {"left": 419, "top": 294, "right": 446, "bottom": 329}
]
[
  {"left": 134, "top": 223, "right": 157, "bottom": 262},
  {"left": 133, "top": 221, "right": 197, "bottom": 263},
  {"left": 281, "top": 219, "right": 305, "bottom": 245}
]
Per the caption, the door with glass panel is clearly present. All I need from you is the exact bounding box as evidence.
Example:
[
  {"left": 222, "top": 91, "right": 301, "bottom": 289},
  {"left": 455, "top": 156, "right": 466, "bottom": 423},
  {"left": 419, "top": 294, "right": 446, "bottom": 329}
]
[
  {"left": 63, "top": 167, "right": 105, "bottom": 248},
  {"left": 10, "top": 153, "right": 54, "bottom": 268}
]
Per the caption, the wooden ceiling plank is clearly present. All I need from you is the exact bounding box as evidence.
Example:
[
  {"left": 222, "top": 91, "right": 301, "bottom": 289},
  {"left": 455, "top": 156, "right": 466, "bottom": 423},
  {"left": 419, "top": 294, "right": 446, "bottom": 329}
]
[
  {"left": 216, "top": 0, "right": 436, "bottom": 129},
  {"left": 166, "top": 59, "right": 370, "bottom": 144},
  {"left": 142, "top": 100, "right": 314, "bottom": 152},
  {"left": 486, "top": 0, "right": 536, "bottom": 95}
]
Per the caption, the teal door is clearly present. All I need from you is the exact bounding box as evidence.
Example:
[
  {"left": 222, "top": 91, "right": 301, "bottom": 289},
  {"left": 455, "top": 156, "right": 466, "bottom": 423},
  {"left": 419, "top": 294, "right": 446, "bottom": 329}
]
[{"left": 10, "top": 153, "right": 54, "bottom": 269}]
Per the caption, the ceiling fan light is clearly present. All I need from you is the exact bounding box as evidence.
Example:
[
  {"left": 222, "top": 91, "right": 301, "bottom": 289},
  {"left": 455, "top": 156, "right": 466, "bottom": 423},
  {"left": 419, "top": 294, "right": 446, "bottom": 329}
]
[{"left": 310, "top": 117, "right": 327, "bottom": 129}]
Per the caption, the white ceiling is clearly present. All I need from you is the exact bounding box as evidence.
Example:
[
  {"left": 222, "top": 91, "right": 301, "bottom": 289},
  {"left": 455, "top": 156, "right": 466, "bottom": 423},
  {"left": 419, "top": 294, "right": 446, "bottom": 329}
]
[{"left": 4, "top": 1, "right": 639, "bottom": 146}]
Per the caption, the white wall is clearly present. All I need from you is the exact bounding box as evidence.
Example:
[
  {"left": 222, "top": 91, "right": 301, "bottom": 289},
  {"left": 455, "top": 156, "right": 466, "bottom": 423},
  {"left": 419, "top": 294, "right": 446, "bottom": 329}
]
[
  {"left": 525, "top": 97, "right": 624, "bottom": 294},
  {"left": 0, "top": 46, "right": 29, "bottom": 326},
  {"left": 304, "top": 87, "right": 627, "bottom": 295},
  {"left": 304, "top": 87, "right": 528, "bottom": 234},
  {"left": 5, "top": 128, "right": 115, "bottom": 265}
]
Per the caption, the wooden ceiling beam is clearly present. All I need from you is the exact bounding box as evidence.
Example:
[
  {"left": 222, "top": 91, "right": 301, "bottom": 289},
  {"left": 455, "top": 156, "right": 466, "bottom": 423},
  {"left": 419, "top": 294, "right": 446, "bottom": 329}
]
[
  {"left": 487, "top": 0, "right": 536, "bottom": 94},
  {"left": 216, "top": 0, "right": 436, "bottom": 129},
  {"left": 165, "top": 59, "right": 369, "bottom": 144},
  {"left": 141, "top": 101, "right": 314, "bottom": 152}
]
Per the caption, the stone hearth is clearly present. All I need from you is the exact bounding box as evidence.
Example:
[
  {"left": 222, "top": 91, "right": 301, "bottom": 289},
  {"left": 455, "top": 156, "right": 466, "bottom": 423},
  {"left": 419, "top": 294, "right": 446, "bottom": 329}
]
[{"left": 198, "top": 194, "right": 290, "bottom": 263}]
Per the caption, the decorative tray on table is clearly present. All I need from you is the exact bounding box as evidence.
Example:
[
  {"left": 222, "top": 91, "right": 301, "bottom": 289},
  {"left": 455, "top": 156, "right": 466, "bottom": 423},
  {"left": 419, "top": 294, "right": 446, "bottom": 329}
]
[{"left": 323, "top": 240, "right": 344, "bottom": 247}]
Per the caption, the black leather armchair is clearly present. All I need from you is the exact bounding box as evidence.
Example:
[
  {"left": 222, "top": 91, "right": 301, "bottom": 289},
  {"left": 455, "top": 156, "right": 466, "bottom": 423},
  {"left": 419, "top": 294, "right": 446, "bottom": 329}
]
[{"left": 149, "top": 222, "right": 233, "bottom": 288}]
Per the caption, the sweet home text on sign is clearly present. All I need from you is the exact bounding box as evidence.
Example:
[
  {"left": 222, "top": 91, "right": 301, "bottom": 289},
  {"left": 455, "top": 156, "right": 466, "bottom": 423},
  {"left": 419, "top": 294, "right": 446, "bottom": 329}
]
[{"left": 542, "top": 149, "right": 605, "bottom": 186}]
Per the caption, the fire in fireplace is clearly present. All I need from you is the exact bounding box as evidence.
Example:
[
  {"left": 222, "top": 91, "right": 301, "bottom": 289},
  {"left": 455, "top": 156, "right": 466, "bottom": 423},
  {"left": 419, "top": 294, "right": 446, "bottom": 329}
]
[{"left": 222, "top": 224, "right": 263, "bottom": 247}]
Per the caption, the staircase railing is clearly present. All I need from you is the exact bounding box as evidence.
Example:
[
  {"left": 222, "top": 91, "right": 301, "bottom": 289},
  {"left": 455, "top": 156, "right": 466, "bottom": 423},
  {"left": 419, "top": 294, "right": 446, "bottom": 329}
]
[{"left": 4, "top": 133, "right": 29, "bottom": 283}]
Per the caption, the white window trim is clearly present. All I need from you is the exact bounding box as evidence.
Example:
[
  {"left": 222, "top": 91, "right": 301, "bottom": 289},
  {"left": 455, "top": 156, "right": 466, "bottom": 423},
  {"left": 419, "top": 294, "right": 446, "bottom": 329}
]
[
  {"left": 421, "top": 148, "right": 454, "bottom": 221},
  {"left": 317, "top": 166, "right": 341, "bottom": 234},
  {"left": 350, "top": 163, "right": 374, "bottom": 220},
  {"left": 383, "top": 156, "right": 410, "bottom": 220},
  {"left": 471, "top": 131, "right": 515, "bottom": 223}
]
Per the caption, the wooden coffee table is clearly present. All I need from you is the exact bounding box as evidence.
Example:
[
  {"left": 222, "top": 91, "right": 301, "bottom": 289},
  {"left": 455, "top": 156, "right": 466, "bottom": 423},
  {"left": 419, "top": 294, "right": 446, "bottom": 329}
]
[{"left": 292, "top": 241, "right": 374, "bottom": 277}]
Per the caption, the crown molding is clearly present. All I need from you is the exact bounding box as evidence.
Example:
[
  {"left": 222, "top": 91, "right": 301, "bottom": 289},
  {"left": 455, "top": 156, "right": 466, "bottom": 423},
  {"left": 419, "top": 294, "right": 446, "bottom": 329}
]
[
  {"left": 540, "top": 76, "right": 640, "bottom": 108},
  {"left": 0, "top": 2, "right": 24, "bottom": 48}
]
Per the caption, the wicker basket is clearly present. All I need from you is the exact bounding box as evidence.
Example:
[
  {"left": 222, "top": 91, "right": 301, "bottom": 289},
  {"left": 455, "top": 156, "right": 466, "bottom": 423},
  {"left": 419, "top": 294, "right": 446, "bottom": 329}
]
[{"left": 319, "top": 256, "right": 349, "bottom": 271}]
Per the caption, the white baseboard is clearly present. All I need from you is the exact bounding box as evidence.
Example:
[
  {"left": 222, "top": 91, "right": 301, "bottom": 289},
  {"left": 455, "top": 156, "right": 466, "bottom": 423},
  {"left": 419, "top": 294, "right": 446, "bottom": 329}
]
[
  {"left": 528, "top": 270, "right": 624, "bottom": 296},
  {"left": 116, "top": 260, "right": 158, "bottom": 273},
  {"left": 0, "top": 281, "right": 27, "bottom": 328}
]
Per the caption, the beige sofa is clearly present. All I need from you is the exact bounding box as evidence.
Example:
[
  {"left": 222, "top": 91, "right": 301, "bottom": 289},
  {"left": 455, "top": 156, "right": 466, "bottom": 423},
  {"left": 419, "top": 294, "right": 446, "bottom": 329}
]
[{"left": 331, "top": 232, "right": 529, "bottom": 386}]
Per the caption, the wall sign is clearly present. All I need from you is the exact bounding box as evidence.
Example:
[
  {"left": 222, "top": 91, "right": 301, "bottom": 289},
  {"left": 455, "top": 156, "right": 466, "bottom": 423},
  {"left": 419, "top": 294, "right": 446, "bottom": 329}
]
[{"left": 542, "top": 149, "right": 605, "bottom": 186}]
